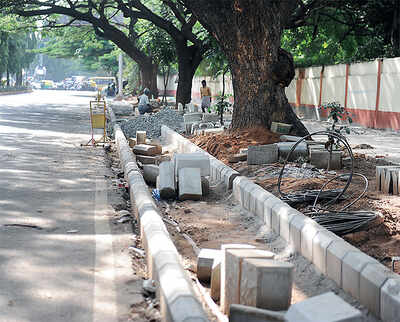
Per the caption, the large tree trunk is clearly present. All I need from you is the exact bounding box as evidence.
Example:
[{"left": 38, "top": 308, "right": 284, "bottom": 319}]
[
  {"left": 139, "top": 60, "right": 158, "bottom": 98},
  {"left": 175, "top": 42, "right": 204, "bottom": 106},
  {"left": 182, "top": 0, "right": 309, "bottom": 136}
]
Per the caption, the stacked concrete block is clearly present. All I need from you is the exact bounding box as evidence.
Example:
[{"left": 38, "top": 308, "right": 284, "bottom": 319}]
[
  {"left": 248, "top": 144, "right": 279, "bottom": 165},
  {"left": 224, "top": 248, "right": 275, "bottom": 314},
  {"left": 240, "top": 258, "right": 294, "bottom": 311},
  {"left": 360, "top": 263, "right": 398, "bottom": 318},
  {"left": 218, "top": 244, "right": 256, "bottom": 303},
  {"left": 196, "top": 248, "right": 220, "bottom": 282},
  {"left": 342, "top": 251, "right": 379, "bottom": 300},
  {"left": 310, "top": 149, "right": 342, "bottom": 170},
  {"left": 136, "top": 130, "right": 146, "bottom": 144},
  {"left": 229, "top": 304, "right": 286, "bottom": 322},
  {"left": 277, "top": 142, "right": 308, "bottom": 161},
  {"left": 174, "top": 153, "right": 210, "bottom": 177},
  {"left": 312, "top": 230, "right": 342, "bottom": 275},
  {"left": 133, "top": 144, "right": 160, "bottom": 156},
  {"left": 178, "top": 168, "right": 202, "bottom": 201},
  {"left": 285, "top": 292, "right": 362, "bottom": 322},
  {"left": 158, "top": 161, "right": 176, "bottom": 199},
  {"left": 326, "top": 241, "right": 359, "bottom": 287},
  {"left": 380, "top": 278, "right": 400, "bottom": 321},
  {"left": 143, "top": 164, "right": 159, "bottom": 185}
]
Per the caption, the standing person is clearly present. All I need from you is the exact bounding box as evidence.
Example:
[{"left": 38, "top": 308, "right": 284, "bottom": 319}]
[
  {"left": 200, "top": 80, "right": 212, "bottom": 113},
  {"left": 138, "top": 88, "right": 153, "bottom": 115}
]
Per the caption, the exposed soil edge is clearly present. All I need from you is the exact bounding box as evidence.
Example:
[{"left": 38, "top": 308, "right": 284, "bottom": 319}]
[{"left": 162, "top": 125, "right": 400, "bottom": 321}]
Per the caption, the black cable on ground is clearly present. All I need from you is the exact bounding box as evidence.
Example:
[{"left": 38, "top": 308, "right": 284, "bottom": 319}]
[
  {"left": 277, "top": 131, "right": 378, "bottom": 236},
  {"left": 278, "top": 130, "right": 354, "bottom": 207}
]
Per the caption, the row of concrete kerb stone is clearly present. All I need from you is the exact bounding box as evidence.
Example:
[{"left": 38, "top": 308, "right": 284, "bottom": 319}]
[
  {"left": 109, "top": 107, "right": 209, "bottom": 322},
  {"left": 160, "top": 126, "right": 239, "bottom": 190},
  {"left": 233, "top": 177, "right": 400, "bottom": 321},
  {"left": 160, "top": 125, "right": 400, "bottom": 322}
]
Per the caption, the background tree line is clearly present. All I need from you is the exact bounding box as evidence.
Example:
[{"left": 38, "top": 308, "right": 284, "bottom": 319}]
[
  {"left": 1, "top": 0, "right": 400, "bottom": 135},
  {"left": 0, "top": 15, "right": 36, "bottom": 87}
]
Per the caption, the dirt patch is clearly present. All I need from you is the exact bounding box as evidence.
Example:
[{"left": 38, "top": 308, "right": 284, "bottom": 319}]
[
  {"left": 157, "top": 184, "right": 378, "bottom": 321},
  {"left": 231, "top": 154, "right": 400, "bottom": 272},
  {"left": 190, "top": 127, "right": 280, "bottom": 164}
]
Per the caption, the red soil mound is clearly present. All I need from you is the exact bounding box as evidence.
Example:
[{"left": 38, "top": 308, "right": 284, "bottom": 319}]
[{"left": 191, "top": 127, "right": 280, "bottom": 164}]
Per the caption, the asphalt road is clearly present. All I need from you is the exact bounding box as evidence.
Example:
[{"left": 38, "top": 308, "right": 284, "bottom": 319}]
[{"left": 0, "top": 90, "right": 140, "bottom": 322}]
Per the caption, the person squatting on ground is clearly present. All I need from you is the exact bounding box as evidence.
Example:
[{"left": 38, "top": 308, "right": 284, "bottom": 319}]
[
  {"left": 200, "top": 80, "right": 212, "bottom": 113},
  {"left": 138, "top": 88, "right": 153, "bottom": 115}
]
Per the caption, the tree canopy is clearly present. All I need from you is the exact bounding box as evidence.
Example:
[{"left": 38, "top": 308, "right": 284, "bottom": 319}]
[{"left": 0, "top": 14, "right": 36, "bottom": 86}]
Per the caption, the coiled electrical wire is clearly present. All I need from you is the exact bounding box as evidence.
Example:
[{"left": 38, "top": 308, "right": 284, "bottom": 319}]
[
  {"left": 278, "top": 130, "right": 354, "bottom": 206},
  {"left": 277, "top": 131, "right": 377, "bottom": 235}
]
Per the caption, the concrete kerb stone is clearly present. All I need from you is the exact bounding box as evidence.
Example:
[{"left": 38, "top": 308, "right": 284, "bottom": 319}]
[
  {"left": 360, "top": 263, "right": 399, "bottom": 318},
  {"left": 285, "top": 291, "right": 363, "bottom": 322},
  {"left": 279, "top": 208, "right": 304, "bottom": 243},
  {"left": 249, "top": 185, "right": 265, "bottom": 214},
  {"left": 255, "top": 189, "right": 274, "bottom": 219},
  {"left": 300, "top": 219, "right": 327, "bottom": 262},
  {"left": 264, "top": 196, "right": 283, "bottom": 230},
  {"left": 166, "top": 295, "right": 208, "bottom": 322},
  {"left": 312, "top": 230, "right": 342, "bottom": 275},
  {"left": 243, "top": 182, "right": 259, "bottom": 211},
  {"left": 326, "top": 241, "right": 359, "bottom": 288},
  {"left": 229, "top": 304, "right": 286, "bottom": 322},
  {"left": 380, "top": 278, "right": 400, "bottom": 322},
  {"left": 342, "top": 251, "right": 379, "bottom": 301},
  {"left": 270, "top": 201, "right": 292, "bottom": 235},
  {"left": 161, "top": 125, "right": 239, "bottom": 190},
  {"left": 288, "top": 214, "right": 307, "bottom": 253},
  {"left": 157, "top": 123, "right": 400, "bottom": 318},
  {"left": 112, "top": 114, "right": 209, "bottom": 322},
  {"left": 232, "top": 176, "right": 251, "bottom": 206}
]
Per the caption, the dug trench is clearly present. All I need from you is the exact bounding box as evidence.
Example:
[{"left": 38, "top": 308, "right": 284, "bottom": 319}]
[
  {"left": 190, "top": 128, "right": 400, "bottom": 274},
  {"left": 125, "top": 138, "right": 380, "bottom": 321}
]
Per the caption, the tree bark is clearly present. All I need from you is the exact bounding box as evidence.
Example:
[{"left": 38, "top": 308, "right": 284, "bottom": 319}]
[
  {"left": 6, "top": 68, "right": 10, "bottom": 87},
  {"left": 181, "top": 0, "right": 309, "bottom": 136},
  {"left": 175, "top": 42, "right": 204, "bottom": 106},
  {"left": 138, "top": 60, "right": 158, "bottom": 98}
]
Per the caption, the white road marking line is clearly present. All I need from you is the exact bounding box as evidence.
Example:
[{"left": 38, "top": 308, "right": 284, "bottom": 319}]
[{"left": 93, "top": 176, "right": 117, "bottom": 322}]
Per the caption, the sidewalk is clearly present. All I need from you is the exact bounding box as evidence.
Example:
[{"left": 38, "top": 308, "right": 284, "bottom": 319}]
[{"left": 302, "top": 119, "right": 400, "bottom": 165}]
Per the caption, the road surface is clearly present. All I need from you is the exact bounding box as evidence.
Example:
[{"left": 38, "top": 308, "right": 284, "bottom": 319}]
[{"left": 0, "top": 91, "right": 143, "bottom": 322}]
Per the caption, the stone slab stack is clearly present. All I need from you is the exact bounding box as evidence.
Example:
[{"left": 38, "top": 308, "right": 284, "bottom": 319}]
[{"left": 247, "top": 144, "right": 279, "bottom": 165}]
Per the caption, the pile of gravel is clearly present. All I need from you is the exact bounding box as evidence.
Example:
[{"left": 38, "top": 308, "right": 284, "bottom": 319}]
[{"left": 120, "top": 108, "right": 184, "bottom": 138}]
